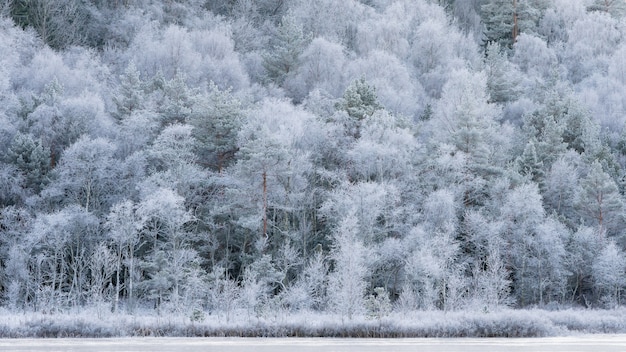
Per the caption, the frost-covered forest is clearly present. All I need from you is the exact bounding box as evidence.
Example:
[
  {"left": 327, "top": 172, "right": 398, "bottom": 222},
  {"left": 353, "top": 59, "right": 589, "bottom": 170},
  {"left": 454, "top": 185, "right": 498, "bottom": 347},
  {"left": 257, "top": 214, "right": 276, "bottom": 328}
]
[{"left": 2, "top": 0, "right": 626, "bottom": 326}]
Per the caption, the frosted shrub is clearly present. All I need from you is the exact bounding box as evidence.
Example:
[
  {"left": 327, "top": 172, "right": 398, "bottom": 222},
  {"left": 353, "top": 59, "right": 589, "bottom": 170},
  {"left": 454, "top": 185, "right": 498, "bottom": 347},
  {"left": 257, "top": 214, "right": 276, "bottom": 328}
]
[
  {"left": 206, "top": 267, "right": 239, "bottom": 322},
  {"left": 5, "top": 281, "right": 22, "bottom": 311},
  {"left": 395, "top": 284, "right": 418, "bottom": 313},
  {"left": 366, "top": 287, "right": 391, "bottom": 321},
  {"left": 190, "top": 309, "right": 205, "bottom": 323}
]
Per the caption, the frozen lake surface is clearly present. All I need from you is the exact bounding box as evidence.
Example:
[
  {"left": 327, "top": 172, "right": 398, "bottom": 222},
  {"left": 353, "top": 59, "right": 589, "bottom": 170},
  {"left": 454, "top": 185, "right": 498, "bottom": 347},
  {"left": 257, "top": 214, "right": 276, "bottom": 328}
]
[{"left": 2, "top": 335, "right": 626, "bottom": 352}]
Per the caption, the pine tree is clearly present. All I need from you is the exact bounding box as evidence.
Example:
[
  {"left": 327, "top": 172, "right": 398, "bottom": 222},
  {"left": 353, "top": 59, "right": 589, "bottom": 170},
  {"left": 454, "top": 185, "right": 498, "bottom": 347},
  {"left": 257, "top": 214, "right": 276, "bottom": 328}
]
[
  {"left": 429, "top": 69, "right": 502, "bottom": 208},
  {"left": 575, "top": 161, "right": 624, "bottom": 237},
  {"left": 336, "top": 78, "right": 381, "bottom": 121},
  {"left": 5, "top": 132, "right": 50, "bottom": 193},
  {"left": 159, "top": 73, "right": 196, "bottom": 125},
  {"left": 481, "top": 0, "right": 517, "bottom": 48},
  {"left": 113, "top": 61, "right": 144, "bottom": 120},
  {"left": 516, "top": 138, "right": 544, "bottom": 185},
  {"left": 484, "top": 42, "right": 520, "bottom": 103},
  {"left": 263, "top": 14, "right": 309, "bottom": 85},
  {"left": 189, "top": 82, "right": 243, "bottom": 173},
  {"left": 481, "top": 0, "right": 547, "bottom": 49},
  {"left": 523, "top": 109, "right": 567, "bottom": 169},
  {"left": 335, "top": 78, "right": 382, "bottom": 139}
]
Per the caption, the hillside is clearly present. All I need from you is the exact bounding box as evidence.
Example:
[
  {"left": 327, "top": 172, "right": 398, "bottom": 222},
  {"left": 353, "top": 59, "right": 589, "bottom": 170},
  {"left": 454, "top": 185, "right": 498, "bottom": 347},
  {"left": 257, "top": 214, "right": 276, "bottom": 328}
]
[{"left": 1, "top": 0, "right": 626, "bottom": 325}]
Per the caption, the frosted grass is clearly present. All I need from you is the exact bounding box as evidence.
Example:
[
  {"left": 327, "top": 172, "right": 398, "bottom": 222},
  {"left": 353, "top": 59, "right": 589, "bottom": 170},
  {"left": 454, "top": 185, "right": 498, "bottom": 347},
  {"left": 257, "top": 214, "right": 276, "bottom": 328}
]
[{"left": 1, "top": 308, "right": 626, "bottom": 338}]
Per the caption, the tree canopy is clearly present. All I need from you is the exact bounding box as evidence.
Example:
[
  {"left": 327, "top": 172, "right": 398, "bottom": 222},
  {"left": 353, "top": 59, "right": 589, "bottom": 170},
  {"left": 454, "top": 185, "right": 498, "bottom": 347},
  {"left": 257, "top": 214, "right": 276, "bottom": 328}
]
[{"left": 1, "top": 0, "right": 626, "bottom": 316}]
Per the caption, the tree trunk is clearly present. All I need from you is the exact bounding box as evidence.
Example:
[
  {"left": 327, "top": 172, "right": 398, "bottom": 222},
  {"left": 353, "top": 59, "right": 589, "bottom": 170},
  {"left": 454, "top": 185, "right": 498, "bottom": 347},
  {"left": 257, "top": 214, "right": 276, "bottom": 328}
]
[
  {"left": 114, "top": 248, "right": 121, "bottom": 313},
  {"left": 512, "top": 0, "right": 518, "bottom": 44},
  {"left": 263, "top": 170, "right": 268, "bottom": 240}
]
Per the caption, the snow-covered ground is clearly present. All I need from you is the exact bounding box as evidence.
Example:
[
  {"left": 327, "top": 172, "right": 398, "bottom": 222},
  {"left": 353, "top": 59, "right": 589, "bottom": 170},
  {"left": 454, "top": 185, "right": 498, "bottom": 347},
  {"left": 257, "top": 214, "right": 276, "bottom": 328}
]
[{"left": 1, "top": 336, "right": 626, "bottom": 352}]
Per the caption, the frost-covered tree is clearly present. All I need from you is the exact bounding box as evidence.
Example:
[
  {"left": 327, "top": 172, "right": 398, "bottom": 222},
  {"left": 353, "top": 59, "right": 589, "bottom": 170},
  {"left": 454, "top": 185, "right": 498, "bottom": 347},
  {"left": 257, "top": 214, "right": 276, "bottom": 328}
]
[
  {"left": 481, "top": 0, "right": 548, "bottom": 49},
  {"left": 136, "top": 188, "right": 192, "bottom": 254},
  {"left": 0, "top": 208, "right": 34, "bottom": 308},
  {"left": 156, "top": 73, "right": 197, "bottom": 126},
  {"left": 532, "top": 217, "right": 569, "bottom": 304},
  {"left": 231, "top": 99, "right": 313, "bottom": 258},
  {"left": 336, "top": 77, "right": 381, "bottom": 122},
  {"left": 563, "top": 10, "right": 621, "bottom": 83},
  {"left": 516, "top": 138, "right": 545, "bottom": 185},
  {"left": 285, "top": 37, "right": 347, "bottom": 101},
  {"left": 500, "top": 183, "right": 568, "bottom": 306},
  {"left": 347, "top": 110, "right": 419, "bottom": 182},
  {"left": 9, "top": 0, "right": 89, "bottom": 49},
  {"left": 543, "top": 152, "right": 581, "bottom": 223},
  {"left": 327, "top": 213, "right": 368, "bottom": 320},
  {"left": 485, "top": 42, "right": 521, "bottom": 103},
  {"left": 106, "top": 200, "right": 141, "bottom": 313},
  {"left": 512, "top": 33, "right": 558, "bottom": 81},
  {"left": 334, "top": 78, "right": 382, "bottom": 140},
  {"left": 575, "top": 161, "right": 624, "bottom": 237},
  {"left": 206, "top": 266, "right": 239, "bottom": 321},
  {"left": 403, "top": 226, "right": 466, "bottom": 311},
  {"left": 348, "top": 50, "right": 422, "bottom": 117},
  {"left": 291, "top": 249, "right": 327, "bottom": 310},
  {"left": 587, "top": 0, "right": 626, "bottom": 17},
  {"left": 5, "top": 132, "right": 50, "bottom": 193},
  {"left": 521, "top": 94, "right": 569, "bottom": 170},
  {"left": 130, "top": 24, "right": 249, "bottom": 90},
  {"left": 189, "top": 82, "right": 244, "bottom": 173},
  {"left": 366, "top": 286, "right": 391, "bottom": 321},
  {"left": 142, "top": 123, "right": 206, "bottom": 201},
  {"left": 592, "top": 240, "right": 626, "bottom": 307},
  {"left": 3, "top": 245, "right": 30, "bottom": 310},
  {"left": 464, "top": 211, "right": 511, "bottom": 309},
  {"left": 263, "top": 14, "right": 309, "bottom": 86},
  {"left": 407, "top": 3, "right": 480, "bottom": 98},
  {"left": 27, "top": 205, "right": 100, "bottom": 310},
  {"left": 289, "top": 0, "right": 369, "bottom": 49},
  {"left": 113, "top": 61, "right": 145, "bottom": 120},
  {"left": 135, "top": 188, "right": 199, "bottom": 313},
  {"left": 321, "top": 181, "right": 400, "bottom": 247},
  {"left": 428, "top": 69, "right": 502, "bottom": 208},
  {"left": 42, "top": 136, "right": 118, "bottom": 214},
  {"left": 239, "top": 254, "right": 282, "bottom": 318},
  {"left": 89, "top": 242, "right": 115, "bottom": 307}
]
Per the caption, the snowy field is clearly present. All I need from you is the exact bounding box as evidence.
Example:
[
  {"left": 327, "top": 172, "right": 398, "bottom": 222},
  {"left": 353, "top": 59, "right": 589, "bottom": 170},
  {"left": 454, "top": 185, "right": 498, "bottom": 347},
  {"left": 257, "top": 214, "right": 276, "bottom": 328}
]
[{"left": 1, "top": 336, "right": 626, "bottom": 352}]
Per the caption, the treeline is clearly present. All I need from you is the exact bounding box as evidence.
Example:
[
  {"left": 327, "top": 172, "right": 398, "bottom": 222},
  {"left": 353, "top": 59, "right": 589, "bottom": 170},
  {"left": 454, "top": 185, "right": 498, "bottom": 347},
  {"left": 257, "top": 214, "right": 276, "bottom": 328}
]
[{"left": 1, "top": 0, "right": 626, "bottom": 319}]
